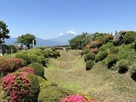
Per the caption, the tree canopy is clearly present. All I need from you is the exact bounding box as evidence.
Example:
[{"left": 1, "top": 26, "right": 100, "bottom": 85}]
[
  {"left": 69, "top": 32, "right": 91, "bottom": 49},
  {"left": 0, "top": 21, "right": 10, "bottom": 43},
  {"left": 17, "top": 33, "right": 36, "bottom": 49}
]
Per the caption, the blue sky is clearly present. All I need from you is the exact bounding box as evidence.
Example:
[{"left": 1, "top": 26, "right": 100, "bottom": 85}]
[{"left": 1, "top": 0, "right": 136, "bottom": 39}]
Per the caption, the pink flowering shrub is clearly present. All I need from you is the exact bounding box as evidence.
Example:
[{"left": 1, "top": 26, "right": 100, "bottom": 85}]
[
  {"left": 8, "top": 58, "right": 25, "bottom": 71},
  {"left": 60, "top": 94, "right": 96, "bottom": 102},
  {"left": 0, "top": 57, "right": 11, "bottom": 75},
  {"left": 1, "top": 72, "right": 31, "bottom": 102},
  {"left": 92, "top": 48, "right": 98, "bottom": 54},
  {"left": 17, "top": 67, "right": 34, "bottom": 74}
]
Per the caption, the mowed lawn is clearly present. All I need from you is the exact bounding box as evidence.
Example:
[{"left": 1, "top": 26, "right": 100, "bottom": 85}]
[{"left": 45, "top": 50, "right": 136, "bottom": 102}]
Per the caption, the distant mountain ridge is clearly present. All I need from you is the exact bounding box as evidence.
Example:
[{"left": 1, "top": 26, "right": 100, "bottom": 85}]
[{"left": 5, "top": 33, "right": 76, "bottom": 47}]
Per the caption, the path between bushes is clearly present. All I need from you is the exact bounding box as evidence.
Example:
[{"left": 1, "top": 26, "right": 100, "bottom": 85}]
[{"left": 44, "top": 50, "right": 136, "bottom": 102}]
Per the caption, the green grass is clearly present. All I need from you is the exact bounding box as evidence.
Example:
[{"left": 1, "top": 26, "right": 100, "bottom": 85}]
[{"left": 45, "top": 50, "right": 136, "bottom": 102}]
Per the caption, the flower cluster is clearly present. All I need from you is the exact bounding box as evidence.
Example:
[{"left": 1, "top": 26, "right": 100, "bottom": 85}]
[
  {"left": 1, "top": 72, "right": 31, "bottom": 102},
  {"left": 96, "top": 41, "right": 103, "bottom": 48},
  {"left": 92, "top": 48, "right": 98, "bottom": 54},
  {"left": 17, "top": 67, "right": 34, "bottom": 74},
  {"left": 86, "top": 41, "right": 94, "bottom": 48},
  {"left": 107, "top": 35, "right": 113, "bottom": 40},
  {"left": 8, "top": 58, "right": 25, "bottom": 71},
  {"left": 60, "top": 94, "right": 96, "bottom": 102}
]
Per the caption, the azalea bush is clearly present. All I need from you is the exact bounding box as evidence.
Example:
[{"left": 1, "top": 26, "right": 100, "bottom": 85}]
[
  {"left": 92, "top": 48, "right": 98, "bottom": 54},
  {"left": 86, "top": 60, "right": 94, "bottom": 71},
  {"left": 15, "top": 53, "right": 31, "bottom": 65},
  {"left": 0, "top": 57, "right": 11, "bottom": 75},
  {"left": 7, "top": 58, "right": 25, "bottom": 72},
  {"left": 60, "top": 94, "right": 96, "bottom": 102},
  {"left": 28, "top": 62, "right": 45, "bottom": 78},
  {"left": 84, "top": 52, "right": 95, "bottom": 62},
  {"left": 1, "top": 72, "right": 31, "bottom": 102},
  {"left": 17, "top": 67, "right": 34, "bottom": 74},
  {"left": 1, "top": 72, "right": 40, "bottom": 102}
]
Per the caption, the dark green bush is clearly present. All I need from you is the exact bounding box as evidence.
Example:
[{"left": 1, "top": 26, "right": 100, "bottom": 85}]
[
  {"left": 80, "top": 49, "right": 90, "bottom": 55},
  {"left": 28, "top": 62, "right": 45, "bottom": 78},
  {"left": 124, "top": 31, "right": 136, "bottom": 44},
  {"left": 116, "top": 59, "right": 129, "bottom": 73},
  {"left": 86, "top": 60, "right": 94, "bottom": 71},
  {"left": 15, "top": 53, "right": 31, "bottom": 65},
  {"left": 84, "top": 52, "right": 95, "bottom": 62},
  {"left": 40, "top": 50, "right": 50, "bottom": 58},
  {"left": 27, "top": 74, "right": 40, "bottom": 102},
  {"left": 109, "top": 47, "right": 119, "bottom": 54},
  {"left": 50, "top": 51, "right": 60, "bottom": 58},
  {"left": 29, "top": 54, "right": 41, "bottom": 63},
  {"left": 106, "top": 54, "right": 118, "bottom": 68}
]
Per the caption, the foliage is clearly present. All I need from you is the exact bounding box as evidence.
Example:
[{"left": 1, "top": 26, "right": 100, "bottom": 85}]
[
  {"left": 0, "top": 57, "right": 11, "bottom": 75},
  {"left": 27, "top": 73, "right": 40, "bottom": 102},
  {"left": 86, "top": 60, "right": 94, "bottom": 71},
  {"left": 95, "top": 51, "right": 108, "bottom": 62},
  {"left": 6, "top": 45, "right": 17, "bottom": 54},
  {"left": 108, "top": 47, "right": 119, "bottom": 54},
  {"left": 17, "top": 67, "right": 34, "bottom": 74},
  {"left": 60, "top": 94, "right": 96, "bottom": 102},
  {"left": 17, "top": 33, "right": 36, "bottom": 49},
  {"left": 28, "top": 62, "right": 45, "bottom": 78},
  {"left": 130, "top": 63, "right": 136, "bottom": 73},
  {"left": 0, "top": 21, "right": 10, "bottom": 43},
  {"left": 7, "top": 58, "right": 25, "bottom": 72},
  {"left": 84, "top": 52, "right": 95, "bottom": 62},
  {"left": 116, "top": 59, "right": 129, "bottom": 71},
  {"left": 100, "top": 42, "right": 113, "bottom": 51},
  {"left": 69, "top": 32, "right": 91, "bottom": 49},
  {"left": 106, "top": 54, "right": 118, "bottom": 68},
  {"left": 51, "top": 51, "right": 61, "bottom": 58},
  {"left": 15, "top": 53, "right": 31, "bottom": 65},
  {"left": 38, "top": 84, "right": 73, "bottom": 102},
  {"left": 80, "top": 49, "right": 90, "bottom": 56},
  {"left": 1, "top": 72, "right": 31, "bottom": 102},
  {"left": 124, "top": 31, "right": 136, "bottom": 44}
]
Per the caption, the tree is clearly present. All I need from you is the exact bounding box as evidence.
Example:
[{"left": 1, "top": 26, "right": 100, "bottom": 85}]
[
  {"left": 69, "top": 32, "right": 91, "bottom": 49},
  {"left": 17, "top": 34, "right": 36, "bottom": 49},
  {"left": 0, "top": 21, "right": 10, "bottom": 43}
]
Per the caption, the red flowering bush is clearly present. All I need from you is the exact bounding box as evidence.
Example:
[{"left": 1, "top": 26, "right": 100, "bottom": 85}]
[
  {"left": 17, "top": 67, "right": 34, "bottom": 74},
  {"left": 86, "top": 41, "right": 94, "bottom": 48},
  {"left": 1, "top": 72, "right": 31, "bottom": 102},
  {"left": 107, "top": 35, "right": 113, "bottom": 40},
  {"left": 0, "top": 57, "right": 11, "bottom": 75},
  {"left": 92, "top": 48, "right": 98, "bottom": 54},
  {"left": 96, "top": 41, "right": 103, "bottom": 48},
  {"left": 60, "top": 94, "right": 96, "bottom": 102},
  {"left": 7, "top": 58, "right": 25, "bottom": 71}
]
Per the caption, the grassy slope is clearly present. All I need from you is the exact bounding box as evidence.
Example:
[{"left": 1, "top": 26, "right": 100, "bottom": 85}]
[{"left": 45, "top": 50, "right": 136, "bottom": 102}]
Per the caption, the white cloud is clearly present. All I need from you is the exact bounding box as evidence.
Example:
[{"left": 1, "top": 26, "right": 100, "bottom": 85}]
[
  {"left": 59, "top": 33, "right": 64, "bottom": 36},
  {"left": 66, "top": 31, "right": 77, "bottom": 35}
]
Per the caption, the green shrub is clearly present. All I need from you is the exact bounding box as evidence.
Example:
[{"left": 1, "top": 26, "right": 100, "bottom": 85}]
[
  {"left": 40, "top": 50, "right": 50, "bottom": 58},
  {"left": 38, "top": 84, "right": 73, "bottom": 102},
  {"left": 38, "top": 46, "right": 46, "bottom": 50},
  {"left": 27, "top": 74, "right": 40, "bottom": 102},
  {"left": 84, "top": 52, "right": 95, "bottom": 62},
  {"left": 86, "top": 60, "right": 94, "bottom": 71},
  {"left": 29, "top": 54, "right": 41, "bottom": 63},
  {"left": 131, "top": 63, "right": 136, "bottom": 73},
  {"left": 124, "top": 31, "right": 136, "bottom": 44},
  {"left": 80, "top": 49, "right": 90, "bottom": 55},
  {"left": 28, "top": 62, "right": 45, "bottom": 78},
  {"left": 106, "top": 54, "right": 118, "bottom": 68},
  {"left": 95, "top": 51, "right": 108, "bottom": 62},
  {"left": 116, "top": 59, "right": 129, "bottom": 73},
  {"left": 51, "top": 47, "right": 56, "bottom": 51},
  {"left": 109, "top": 47, "right": 119, "bottom": 54},
  {"left": 15, "top": 53, "right": 31, "bottom": 65}
]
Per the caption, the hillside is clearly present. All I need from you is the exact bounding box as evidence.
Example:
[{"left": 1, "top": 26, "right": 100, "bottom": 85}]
[{"left": 45, "top": 50, "right": 136, "bottom": 102}]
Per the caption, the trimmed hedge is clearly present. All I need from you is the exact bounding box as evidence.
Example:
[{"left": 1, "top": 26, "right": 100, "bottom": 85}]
[
  {"left": 28, "top": 62, "right": 45, "bottom": 78},
  {"left": 7, "top": 58, "right": 25, "bottom": 72},
  {"left": 106, "top": 54, "right": 118, "bottom": 68},
  {"left": 15, "top": 53, "right": 31, "bottom": 65},
  {"left": 86, "top": 60, "right": 94, "bottom": 71},
  {"left": 84, "top": 52, "right": 95, "bottom": 62}
]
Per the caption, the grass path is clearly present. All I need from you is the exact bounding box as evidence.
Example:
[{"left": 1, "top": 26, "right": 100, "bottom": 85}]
[{"left": 45, "top": 50, "right": 136, "bottom": 102}]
